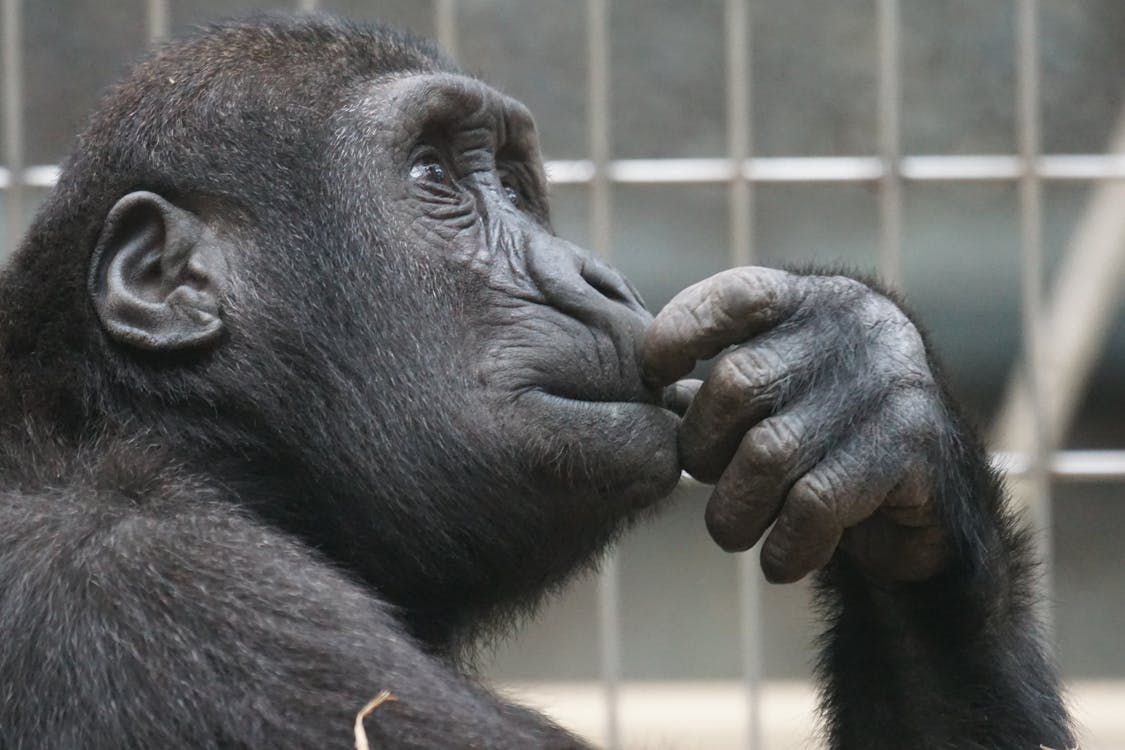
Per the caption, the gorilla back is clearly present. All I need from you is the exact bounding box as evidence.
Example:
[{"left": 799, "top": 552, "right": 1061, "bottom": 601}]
[{"left": 0, "top": 13, "right": 1072, "bottom": 750}]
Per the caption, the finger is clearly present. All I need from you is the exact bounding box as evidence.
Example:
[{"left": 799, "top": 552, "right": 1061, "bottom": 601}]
[
  {"left": 759, "top": 427, "right": 925, "bottom": 584},
  {"left": 662, "top": 378, "right": 702, "bottom": 417},
  {"left": 679, "top": 332, "right": 809, "bottom": 483},
  {"left": 641, "top": 267, "right": 803, "bottom": 385},
  {"left": 704, "top": 410, "right": 817, "bottom": 552}
]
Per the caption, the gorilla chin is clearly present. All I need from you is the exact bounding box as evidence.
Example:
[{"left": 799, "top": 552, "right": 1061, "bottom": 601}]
[{"left": 515, "top": 387, "right": 682, "bottom": 510}]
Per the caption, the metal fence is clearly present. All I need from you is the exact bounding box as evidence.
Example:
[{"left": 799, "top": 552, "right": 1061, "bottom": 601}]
[{"left": 3, "top": 1, "right": 1125, "bottom": 748}]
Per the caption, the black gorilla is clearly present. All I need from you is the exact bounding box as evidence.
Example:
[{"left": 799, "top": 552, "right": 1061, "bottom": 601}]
[{"left": 0, "top": 15, "right": 1072, "bottom": 750}]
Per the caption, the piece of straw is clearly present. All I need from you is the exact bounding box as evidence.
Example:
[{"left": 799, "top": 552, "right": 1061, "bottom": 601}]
[{"left": 354, "top": 690, "right": 397, "bottom": 750}]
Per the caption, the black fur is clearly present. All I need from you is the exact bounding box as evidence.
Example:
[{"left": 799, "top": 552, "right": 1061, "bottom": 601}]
[{"left": 0, "top": 13, "right": 1073, "bottom": 750}]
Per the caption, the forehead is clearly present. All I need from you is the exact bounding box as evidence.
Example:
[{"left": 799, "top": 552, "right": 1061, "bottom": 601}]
[{"left": 348, "top": 73, "right": 539, "bottom": 151}]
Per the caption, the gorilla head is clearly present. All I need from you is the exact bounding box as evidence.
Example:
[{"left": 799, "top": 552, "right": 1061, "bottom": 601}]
[{"left": 0, "top": 16, "right": 678, "bottom": 641}]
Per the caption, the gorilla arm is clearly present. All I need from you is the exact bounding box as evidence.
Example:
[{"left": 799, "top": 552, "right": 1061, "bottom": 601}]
[
  {"left": 0, "top": 486, "right": 589, "bottom": 750},
  {"left": 642, "top": 267, "right": 1074, "bottom": 750}
]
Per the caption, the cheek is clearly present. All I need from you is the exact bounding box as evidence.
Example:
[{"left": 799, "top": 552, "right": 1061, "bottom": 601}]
[{"left": 400, "top": 193, "right": 483, "bottom": 258}]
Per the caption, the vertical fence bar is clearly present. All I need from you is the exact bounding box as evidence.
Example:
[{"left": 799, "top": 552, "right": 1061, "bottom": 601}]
[
  {"left": 726, "top": 0, "right": 753, "bottom": 269},
  {"left": 1, "top": 0, "right": 23, "bottom": 259},
  {"left": 596, "top": 549, "right": 622, "bottom": 750},
  {"left": 724, "top": 1, "right": 761, "bottom": 749},
  {"left": 435, "top": 0, "right": 458, "bottom": 65},
  {"left": 876, "top": 0, "right": 902, "bottom": 286},
  {"left": 586, "top": 0, "right": 621, "bottom": 747},
  {"left": 587, "top": 0, "right": 612, "bottom": 265},
  {"left": 1015, "top": 0, "right": 1053, "bottom": 614},
  {"left": 146, "top": 0, "right": 169, "bottom": 42},
  {"left": 729, "top": 0, "right": 756, "bottom": 269}
]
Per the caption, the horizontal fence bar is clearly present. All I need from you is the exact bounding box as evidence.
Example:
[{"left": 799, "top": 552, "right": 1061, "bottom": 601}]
[
  {"left": 551, "top": 155, "right": 1125, "bottom": 184},
  {"left": 0, "top": 164, "right": 58, "bottom": 188},
  {"left": 750, "top": 156, "right": 883, "bottom": 182},
  {"left": 997, "top": 450, "right": 1125, "bottom": 481},
  {"left": 5, "top": 155, "right": 1125, "bottom": 191},
  {"left": 545, "top": 155, "right": 1125, "bottom": 184}
]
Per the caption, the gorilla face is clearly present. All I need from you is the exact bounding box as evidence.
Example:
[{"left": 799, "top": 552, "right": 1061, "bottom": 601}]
[
  {"left": 351, "top": 73, "right": 680, "bottom": 499},
  {"left": 312, "top": 73, "right": 682, "bottom": 612},
  {"left": 80, "top": 58, "right": 680, "bottom": 628}
]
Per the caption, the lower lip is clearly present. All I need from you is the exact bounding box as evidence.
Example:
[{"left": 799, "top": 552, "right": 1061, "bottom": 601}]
[
  {"left": 524, "top": 389, "right": 678, "bottom": 424},
  {"left": 534, "top": 386, "right": 662, "bottom": 409}
]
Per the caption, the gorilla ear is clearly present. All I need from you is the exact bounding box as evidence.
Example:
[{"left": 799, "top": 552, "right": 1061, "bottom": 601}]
[{"left": 90, "top": 191, "right": 228, "bottom": 351}]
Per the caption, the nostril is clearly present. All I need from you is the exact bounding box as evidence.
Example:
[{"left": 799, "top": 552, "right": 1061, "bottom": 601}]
[{"left": 579, "top": 260, "right": 641, "bottom": 308}]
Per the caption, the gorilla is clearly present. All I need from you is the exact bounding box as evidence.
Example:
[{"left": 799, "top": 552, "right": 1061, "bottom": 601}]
[{"left": 0, "top": 14, "right": 1072, "bottom": 750}]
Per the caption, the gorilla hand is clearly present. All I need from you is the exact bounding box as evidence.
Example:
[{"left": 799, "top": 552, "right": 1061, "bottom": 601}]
[{"left": 641, "top": 267, "right": 952, "bottom": 584}]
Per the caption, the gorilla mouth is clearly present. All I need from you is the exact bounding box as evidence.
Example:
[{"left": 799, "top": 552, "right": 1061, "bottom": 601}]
[{"left": 534, "top": 381, "right": 666, "bottom": 410}]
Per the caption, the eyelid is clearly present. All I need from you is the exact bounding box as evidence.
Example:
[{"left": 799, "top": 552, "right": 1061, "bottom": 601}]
[
  {"left": 408, "top": 145, "right": 457, "bottom": 189},
  {"left": 409, "top": 144, "right": 445, "bottom": 170}
]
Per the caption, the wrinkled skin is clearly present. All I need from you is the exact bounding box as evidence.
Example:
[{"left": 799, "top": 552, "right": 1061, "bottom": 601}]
[
  {"left": 645, "top": 268, "right": 949, "bottom": 584},
  {"left": 0, "top": 15, "right": 1071, "bottom": 750}
]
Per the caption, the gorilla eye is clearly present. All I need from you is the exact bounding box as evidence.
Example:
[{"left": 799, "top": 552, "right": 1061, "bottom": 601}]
[
  {"left": 409, "top": 153, "right": 454, "bottom": 187},
  {"left": 502, "top": 182, "right": 523, "bottom": 208},
  {"left": 498, "top": 170, "right": 526, "bottom": 209}
]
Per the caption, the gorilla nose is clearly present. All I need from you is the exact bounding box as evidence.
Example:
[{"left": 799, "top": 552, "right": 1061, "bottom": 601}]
[
  {"left": 528, "top": 236, "right": 649, "bottom": 320},
  {"left": 577, "top": 254, "right": 648, "bottom": 313}
]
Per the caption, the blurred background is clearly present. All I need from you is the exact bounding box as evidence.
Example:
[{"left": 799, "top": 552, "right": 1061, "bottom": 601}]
[{"left": 2, "top": 1, "right": 1123, "bottom": 748}]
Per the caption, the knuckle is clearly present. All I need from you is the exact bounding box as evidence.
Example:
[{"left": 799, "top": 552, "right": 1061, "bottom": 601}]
[
  {"left": 710, "top": 353, "right": 748, "bottom": 389},
  {"left": 731, "top": 266, "right": 785, "bottom": 303},
  {"left": 789, "top": 472, "right": 838, "bottom": 520},
  {"left": 711, "top": 281, "right": 749, "bottom": 324},
  {"left": 716, "top": 266, "right": 796, "bottom": 324},
  {"left": 880, "top": 389, "right": 942, "bottom": 439},
  {"left": 711, "top": 350, "right": 777, "bottom": 401},
  {"left": 873, "top": 328, "right": 929, "bottom": 375},
  {"left": 744, "top": 417, "right": 801, "bottom": 469},
  {"left": 806, "top": 276, "right": 918, "bottom": 339},
  {"left": 687, "top": 295, "right": 724, "bottom": 337},
  {"left": 800, "top": 274, "right": 869, "bottom": 308},
  {"left": 828, "top": 275, "right": 871, "bottom": 299},
  {"left": 733, "top": 343, "right": 786, "bottom": 380}
]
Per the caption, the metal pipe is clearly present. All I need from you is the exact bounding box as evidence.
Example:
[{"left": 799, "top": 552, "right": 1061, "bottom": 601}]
[
  {"left": 146, "top": 0, "right": 169, "bottom": 42},
  {"left": 2, "top": 0, "right": 24, "bottom": 259},
  {"left": 724, "top": 3, "right": 761, "bottom": 747},
  {"left": 8, "top": 155, "right": 1125, "bottom": 191},
  {"left": 553, "top": 155, "right": 1125, "bottom": 185},
  {"left": 876, "top": 0, "right": 903, "bottom": 286},
  {"left": 995, "top": 450, "right": 1125, "bottom": 481},
  {"left": 586, "top": 0, "right": 621, "bottom": 747},
  {"left": 435, "top": 0, "right": 458, "bottom": 64},
  {"left": 1015, "top": 0, "right": 1055, "bottom": 622}
]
